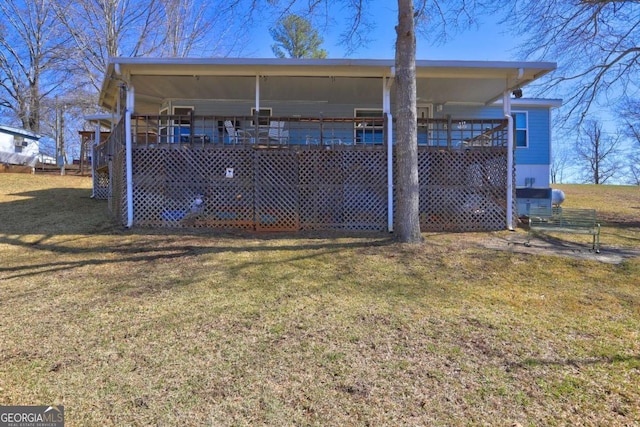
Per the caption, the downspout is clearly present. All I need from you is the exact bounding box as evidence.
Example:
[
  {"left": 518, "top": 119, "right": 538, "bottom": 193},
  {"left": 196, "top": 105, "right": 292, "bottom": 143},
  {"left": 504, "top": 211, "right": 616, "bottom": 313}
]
[
  {"left": 90, "top": 121, "right": 99, "bottom": 198},
  {"left": 255, "top": 74, "right": 260, "bottom": 112},
  {"left": 384, "top": 69, "right": 395, "bottom": 232},
  {"left": 125, "top": 85, "right": 134, "bottom": 227},
  {"left": 255, "top": 74, "right": 261, "bottom": 137},
  {"left": 503, "top": 91, "right": 514, "bottom": 231}
]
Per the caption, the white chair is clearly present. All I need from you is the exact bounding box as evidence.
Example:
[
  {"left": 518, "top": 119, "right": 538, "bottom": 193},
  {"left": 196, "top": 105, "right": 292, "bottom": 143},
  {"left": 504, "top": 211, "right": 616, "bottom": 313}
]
[
  {"left": 268, "top": 121, "right": 289, "bottom": 144},
  {"left": 305, "top": 135, "right": 343, "bottom": 146},
  {"left": 224, "top": 120, "right": 253, "bottom": 144}
]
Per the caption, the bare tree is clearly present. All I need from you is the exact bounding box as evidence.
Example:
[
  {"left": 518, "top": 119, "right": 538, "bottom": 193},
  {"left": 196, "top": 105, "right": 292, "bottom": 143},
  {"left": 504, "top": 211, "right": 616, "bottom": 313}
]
[
  {"left": 0, "top": 0, "right": 73, "bottom": 133},
  {"left": 395, "top": 0, "right": 422, "bottom": 242},
  {"left": 575, "top": 119, "right": 623, "bottom": 184},
  {"left": 623, "top": 108, "right": 640, "bottom": 185},
  {"left": 55, "top": 0, "right": 250, "bottom": 93},
  {"left": 53, "top": 0, "right": 166, "bottom": 93},
  {"left": 551, "top": 143, "right": 573, "bottom": 184},
  {"left": 627, "top": 153, "right": 640, "bottom": 185},
  {"left": 495, "top": 0, "right": 640, "bottom": 126},
  {"left": 160, "top": 0, "right": 242, "bottom": 57}
]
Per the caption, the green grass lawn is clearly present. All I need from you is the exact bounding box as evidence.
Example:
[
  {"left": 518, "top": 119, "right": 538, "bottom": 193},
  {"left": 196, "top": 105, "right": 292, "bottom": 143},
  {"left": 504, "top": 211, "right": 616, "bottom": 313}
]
[{"left": 1, "top": 174, "right": 639, "bottom": 426}]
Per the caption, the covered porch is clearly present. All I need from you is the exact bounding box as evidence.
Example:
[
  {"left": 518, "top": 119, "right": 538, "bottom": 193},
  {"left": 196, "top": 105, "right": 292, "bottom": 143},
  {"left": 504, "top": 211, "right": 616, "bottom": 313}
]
[{"left": 90, "top": 58, "right": 556, "bottom": 232}]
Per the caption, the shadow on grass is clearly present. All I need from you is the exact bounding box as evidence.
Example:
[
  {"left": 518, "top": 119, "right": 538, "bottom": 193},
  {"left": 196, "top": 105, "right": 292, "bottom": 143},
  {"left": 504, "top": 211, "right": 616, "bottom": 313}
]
[
  {"left": 0, "top": 188, "right": 115, "bottom": 235},
  {"left": 0, "top": 230, "right": 394, "bottom": 280},
  {"left": 0, "top": 187, "right": 395, "bottom": 281},
  {"left": 507, "top": 354, "right": 640, "bottom": 370}
]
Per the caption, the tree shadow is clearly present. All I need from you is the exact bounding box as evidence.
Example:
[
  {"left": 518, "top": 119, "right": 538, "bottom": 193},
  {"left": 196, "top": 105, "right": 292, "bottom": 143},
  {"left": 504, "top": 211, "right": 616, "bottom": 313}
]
[
  {"left": 1, "top": 187, "right": 396, "bottom": 282},
  {"left": 506, "top": 354, "right": 640, "bottom": 371},
  {"left": 0, "top": 188, "right": 116, "bottom": 235}
]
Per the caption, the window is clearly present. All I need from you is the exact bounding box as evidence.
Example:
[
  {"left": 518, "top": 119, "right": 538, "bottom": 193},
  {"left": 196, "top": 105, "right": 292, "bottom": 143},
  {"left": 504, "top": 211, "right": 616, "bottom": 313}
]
[
  {"left": 251, "top": 108, "right": 272, "bottom": 126},
  {"left": 355, "top": 109, "right": 384, "bottom": 144},
  {"left": 173, "top": 107, "right": 193, "bottom": 142},
  {"left": 159, "top": 106, "right": 193, "bottom": 143},
  {"left": 417, "top": 105, "right": 432, "bottom": 145},
  {"left": 512, "top": 111, "right": 528, "bottom": 148},
  {"left": 159, "top": 107, "right": 169, "bottom": 142}
]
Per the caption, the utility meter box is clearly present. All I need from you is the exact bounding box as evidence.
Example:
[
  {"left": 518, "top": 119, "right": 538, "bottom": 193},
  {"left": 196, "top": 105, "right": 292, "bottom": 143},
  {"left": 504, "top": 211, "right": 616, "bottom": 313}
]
[{"left": 516, "top": 188, "right": 552, "bottom": 217}]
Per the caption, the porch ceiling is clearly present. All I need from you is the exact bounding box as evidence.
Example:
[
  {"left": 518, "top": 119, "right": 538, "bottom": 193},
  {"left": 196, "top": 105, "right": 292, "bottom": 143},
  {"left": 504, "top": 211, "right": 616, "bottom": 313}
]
[{"left": 99, "top": 58, "right": 556, "bottom": 114}]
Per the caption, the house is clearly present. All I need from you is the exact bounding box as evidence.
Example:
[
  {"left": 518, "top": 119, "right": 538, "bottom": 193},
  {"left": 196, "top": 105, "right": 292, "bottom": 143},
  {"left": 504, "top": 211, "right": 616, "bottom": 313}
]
[
  {"left": 0, "top": 125, "right": 42, "bottom": 168},
  {"left": 90, "top": 58, "right": 558, "bottom": 232}
]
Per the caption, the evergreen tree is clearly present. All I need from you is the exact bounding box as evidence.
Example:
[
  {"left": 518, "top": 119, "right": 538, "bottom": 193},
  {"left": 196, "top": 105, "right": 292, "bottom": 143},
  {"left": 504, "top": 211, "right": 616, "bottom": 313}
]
[{"left": 270, "top": 14, "right": 327, "bottom": 59}]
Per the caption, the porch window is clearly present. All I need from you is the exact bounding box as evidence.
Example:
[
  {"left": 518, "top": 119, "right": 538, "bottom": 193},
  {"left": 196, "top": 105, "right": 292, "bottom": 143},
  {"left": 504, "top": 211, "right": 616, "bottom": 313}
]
[
  {"left": 251, "top": 108, "right": 272, "bottom": 126},
  {"left": 417, "top": 105, "right": 432, "bottom": 145},
  {"left": 355, "top": 109, "right": 384, "bottom": 144},
  {"left": 159, "top": 106, "right": 193, "bottom": 143},
  {"left": 512, "top": 111, "right": 528, "bottom": 148},
  {"left": 174, "top": 107, "right": 193, "bottom": 142}
]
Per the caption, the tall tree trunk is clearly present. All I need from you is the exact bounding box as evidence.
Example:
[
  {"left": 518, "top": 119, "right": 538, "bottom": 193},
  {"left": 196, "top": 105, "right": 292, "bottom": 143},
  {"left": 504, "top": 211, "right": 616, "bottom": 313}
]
[
  {"left": 29, "top": 76, "right": 40, "bottom": 133},
  {"left": 394, "top": 0, "right": 422, "bottom": 243}
]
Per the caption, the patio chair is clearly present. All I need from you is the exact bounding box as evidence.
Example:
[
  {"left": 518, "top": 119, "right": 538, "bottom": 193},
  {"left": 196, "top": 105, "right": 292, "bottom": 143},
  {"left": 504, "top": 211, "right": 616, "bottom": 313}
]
[
  {"left": 224, "top": 120, "right": 253, "bottom": 144},
  {"left": 305, "top": 135, "right": 343, "bottom": 146},
  {"left": 268, "top": 121, "right": 289, "bottom": 144}
]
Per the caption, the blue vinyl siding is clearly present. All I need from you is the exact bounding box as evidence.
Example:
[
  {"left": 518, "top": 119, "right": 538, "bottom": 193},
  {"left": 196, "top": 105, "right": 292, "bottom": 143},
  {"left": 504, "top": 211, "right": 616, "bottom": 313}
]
[
  {"left": 437, "top": 104, "right": 551, "bottom": 166},
  {"left": 514, "top": 108, "right": 551, "bottom": 165}
]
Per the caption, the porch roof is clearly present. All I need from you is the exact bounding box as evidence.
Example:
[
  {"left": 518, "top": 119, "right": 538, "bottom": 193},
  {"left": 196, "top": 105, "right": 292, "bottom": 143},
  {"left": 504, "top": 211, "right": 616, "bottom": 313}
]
[{"left": 99, "top": 57, "right": 557, "bottom": 113}]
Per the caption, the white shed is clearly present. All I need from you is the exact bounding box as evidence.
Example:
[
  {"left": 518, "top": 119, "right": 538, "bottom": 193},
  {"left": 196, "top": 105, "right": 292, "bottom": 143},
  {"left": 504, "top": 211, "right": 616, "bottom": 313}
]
[{"left": 0, "top": 125, "right": 42, "bottom": 166}]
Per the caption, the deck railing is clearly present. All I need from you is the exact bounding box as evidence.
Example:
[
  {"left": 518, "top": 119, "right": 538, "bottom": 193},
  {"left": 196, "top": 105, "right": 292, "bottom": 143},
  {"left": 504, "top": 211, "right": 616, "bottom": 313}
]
[
  {"left": 93, "top": 114, "right": 508, "bottom": 170},
  {"left": 94, "top": 117, "right": 125, "bottom": 171}
]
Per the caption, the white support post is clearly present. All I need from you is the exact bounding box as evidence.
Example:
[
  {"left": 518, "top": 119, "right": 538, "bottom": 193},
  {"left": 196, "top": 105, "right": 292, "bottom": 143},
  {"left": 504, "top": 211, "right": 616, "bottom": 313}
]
[
  {"left": 255, "top": 75, "right": 260, "bottom": 112},
  {"left": 503, "top": 91, "right": 514, "bottom": 231},
  {"left": 384, "top": 72, "right": 395, "bottom": 232},
  {"left": 125, "top": 85, "right": 134, "bottom": 227},
  {"left": 91, "top": 121, "right": 100, "bottom": 198}
]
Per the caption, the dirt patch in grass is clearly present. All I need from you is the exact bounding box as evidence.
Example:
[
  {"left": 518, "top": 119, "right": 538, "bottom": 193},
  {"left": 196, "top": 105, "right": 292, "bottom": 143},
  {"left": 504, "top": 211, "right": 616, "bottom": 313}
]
[{"left": 480, "top": 231, "right": 640, "bottom": 264}]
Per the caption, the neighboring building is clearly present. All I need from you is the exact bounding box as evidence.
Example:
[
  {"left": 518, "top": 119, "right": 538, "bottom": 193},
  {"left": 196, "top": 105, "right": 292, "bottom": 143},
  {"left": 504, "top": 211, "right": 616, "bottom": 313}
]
[
  {"left": 0, "top": 125, "right": 42, "bottom": 167},
  {"left": 91, "top": 58, "right": 558, "bottom": 232}
]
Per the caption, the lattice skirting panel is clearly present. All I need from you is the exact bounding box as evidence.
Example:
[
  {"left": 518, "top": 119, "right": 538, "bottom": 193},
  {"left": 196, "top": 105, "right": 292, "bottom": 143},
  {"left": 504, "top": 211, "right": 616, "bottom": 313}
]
[
  {"left": 107, "top": 145, "right": 512, "bottom": 232},
  {"left": 299, "top": 149, "right": 388, "bottom": 231},
  {"left": 93, "top": 170, "right": 110, "bottom": 200},
  {"left": 416, "top": 147, "right": 514, "bottom": 232},
  {"left": 110, "top": 149, "right": 127, "bottom": 225}
]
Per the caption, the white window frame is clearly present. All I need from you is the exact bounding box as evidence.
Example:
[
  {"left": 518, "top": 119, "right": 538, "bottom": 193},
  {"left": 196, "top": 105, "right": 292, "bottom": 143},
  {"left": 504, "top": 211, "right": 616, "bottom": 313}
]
[
  {"left": 251, "top": 107, "right": 272, "bottom": 126},
  {"left": 512, "top": 110, "right": 529, "bottom": 148},
  {"left": 159, "top": 105, "right": 194, "bottom": 143},
  {"left": 354, "top": 108, "right": 384, "bottom": 144},
  {"left": 417, "top": 104, "right": 433, "bottom": 145}
]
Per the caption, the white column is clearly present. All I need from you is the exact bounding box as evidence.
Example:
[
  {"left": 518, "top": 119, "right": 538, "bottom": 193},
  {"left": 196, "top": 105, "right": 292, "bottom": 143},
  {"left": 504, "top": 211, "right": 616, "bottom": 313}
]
[
  {"left": 255, "top": 75, "right": 260, "bottom": 112},
  {"left": 503, "top": 91, "right": 514, "bottom": 231},
  {"left": 125, "top": 85, "right": 134, "bottom": 227},
  {"left": 91, "top": 121, "right": 100, "bottom": 198},
  {"left": 384, "top": 71, "right": 395, "bottom": 232}
]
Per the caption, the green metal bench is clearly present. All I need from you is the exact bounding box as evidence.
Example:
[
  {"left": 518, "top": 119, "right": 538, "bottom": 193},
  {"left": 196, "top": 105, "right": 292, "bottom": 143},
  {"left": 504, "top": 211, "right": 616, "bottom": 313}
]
[{"left": 526, "top": 206, "right": 601, "bottom": 253}]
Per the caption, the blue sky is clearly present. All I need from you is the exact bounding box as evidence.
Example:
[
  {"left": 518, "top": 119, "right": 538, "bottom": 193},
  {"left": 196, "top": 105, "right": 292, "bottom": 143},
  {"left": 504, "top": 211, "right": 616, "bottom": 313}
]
[{"left": 251, "top": 3, "right": 522, "bottom": 62}]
